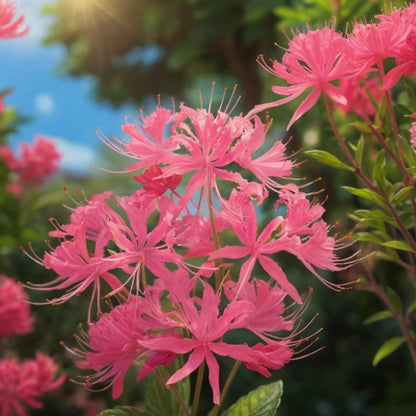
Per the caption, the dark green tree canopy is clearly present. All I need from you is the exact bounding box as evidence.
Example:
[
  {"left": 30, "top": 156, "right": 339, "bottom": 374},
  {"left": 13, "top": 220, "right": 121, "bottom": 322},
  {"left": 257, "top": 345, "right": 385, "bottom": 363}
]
[{"left": 43, "top": 0, "right": 384, "bottom": 110}]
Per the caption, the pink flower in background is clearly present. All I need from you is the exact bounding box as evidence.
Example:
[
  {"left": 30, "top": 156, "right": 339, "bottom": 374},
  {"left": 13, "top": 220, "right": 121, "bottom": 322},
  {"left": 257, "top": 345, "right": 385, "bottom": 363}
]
[
  {"left": 335, "top": 75, "right": 382, "bottom": 118},
  {"left": 0, "top": 136, "right": 61, "bottom": 196},
  {"left": 248, "top": 26, "right": 357, "bottom": 128},
  {"left": 347, "top": 19, "right": 410, "bottom": 74},
  {"left": 0, "top": 0, "right": 28, "bottom": 39},
  {"left": 0, "top": 275, "right": 33, "bottom": 338},
  {"left": 0, "top": 353, "right": 64, "bottom": 416}
]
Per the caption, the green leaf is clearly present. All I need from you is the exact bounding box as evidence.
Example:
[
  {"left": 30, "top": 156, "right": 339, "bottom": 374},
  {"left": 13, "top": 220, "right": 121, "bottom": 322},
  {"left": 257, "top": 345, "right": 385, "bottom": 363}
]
[
  {"left": 353, "top": 232, "right": 383, "bottom": 244},
  {"left": 305, "top": 150, "right": 354, "bottom": 171},
  {"left": 354, "top": 136, "right": 364, "bottom": 167},
  {"left": 342, "top": 186, "right": 387, "bottom": 209},
  {"left": 364, "top": 310, "right": 394, "bottom": 324},
  {"left": 221, "top": 380, "right": 283, "bottom": 416},
  {"left": 386, "top": 286, "right": 402, "bottom": 314},
  {"left": 390, "top": 186, "right": 414, "bottom": 206},
  {"left": 373, "top": 150, "right": 387, "bottom": 193},
  {"left": 97, "top": 406, "right": 154, "bottom": 416},
  {"left": 144, "top": 360, "right": 190, "bottom": 416},
  {"left": 382, "top": 240, "right": 415, "bottom": 253},
  {"left": 406, "top": 298, "right": 416, "bottom": 316},
  {"left": 372, "top": 337, "right": 405, "bottom": 366}
]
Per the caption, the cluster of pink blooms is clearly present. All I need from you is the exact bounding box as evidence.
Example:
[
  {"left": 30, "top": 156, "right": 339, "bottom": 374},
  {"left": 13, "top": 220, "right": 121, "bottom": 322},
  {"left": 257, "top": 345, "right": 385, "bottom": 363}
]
[
  {"left": 0, "top": 135, "right": 61, "bottom": 196},
  {"left": 0, "top": 276, "right": 65, "bottom": 416},
  {"left": 28, "top": 98, "right": 355, "bottom": 404},
  {"left": 249, "top": 3, "right": 416, "bottom": 134},
  {"left": 17, "top": 0, "right": 416, "bottom": 411}
]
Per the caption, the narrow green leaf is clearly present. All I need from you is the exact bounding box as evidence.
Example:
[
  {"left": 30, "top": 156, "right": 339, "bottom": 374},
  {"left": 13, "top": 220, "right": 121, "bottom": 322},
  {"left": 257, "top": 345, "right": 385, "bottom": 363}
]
[
  {"left": 353, "top": 232, "right": 382, "bottom": 244},
  {"left": 364, "top": 310, "right": 394, "bottom": 324},
  {"left": 97, "top": 406, "right": 154, "bottom": 416},
  {"left": 342, "top": 186, "right": 387, "bottom": 209},
  {"left": 406, "top": 298, "right": 416, "bottom": 316},
  {"left": 386, "top": 286, "right": 403, "bottom": 314},
  {"left": 373, "top": 150, "right": 387, "bottom": 193},
  {"left": 305, "top": 150, "right": 354, "bottom": 171},
  {"left": 382, "top": 240, "right": 415, "bottom": 253},
  {"left": 221, "top": 380, "right": 283, "bottom": 416},
  {"left": 372, "top": 337, "right": 405, "bottom": 366},
  {"left": 354, "top": 136, "right": 364, "bottom": 167},
  {"left": 390, "top": 186, "right": 414, "bottom": 206}
]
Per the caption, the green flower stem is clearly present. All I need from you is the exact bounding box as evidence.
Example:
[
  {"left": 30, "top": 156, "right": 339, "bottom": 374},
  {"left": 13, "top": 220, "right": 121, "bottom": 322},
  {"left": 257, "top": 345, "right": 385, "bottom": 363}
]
[
  {"left": 207, "top": 180, "right": 224, "bottom": 292},
  {"left": 191, "top": 362, "right": 205, "bottom": 416},
  {"left": 210, "top": 360, "right": 242, "bottom": 416}
]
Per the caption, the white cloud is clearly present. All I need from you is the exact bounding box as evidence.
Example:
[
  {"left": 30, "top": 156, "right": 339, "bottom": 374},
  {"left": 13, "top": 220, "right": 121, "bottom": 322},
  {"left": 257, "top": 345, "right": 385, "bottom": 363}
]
[
  {"left": 56, "top": 137, "right": 97, "bottom": 177},
  {"left": 35, "top": 92, "right": 55, "bottom": 114}
]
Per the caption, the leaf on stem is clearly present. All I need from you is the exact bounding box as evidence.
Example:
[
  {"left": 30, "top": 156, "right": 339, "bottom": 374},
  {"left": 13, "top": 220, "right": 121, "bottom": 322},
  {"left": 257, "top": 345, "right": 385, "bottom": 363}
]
[
  {"left": 381, "top": 240, "right": 415, "bottom": 253},
  {"left": 385, "top": 286, "right": 403, "bottom": 314},
  {"left": 305, "top": 150, "right": 354, "bottom": 171},
  {"left": 221, "top": 380, "right": 283, "bottom": 416},
  {"left": 364, "top": 310, "right": 394, "bottom": 325},
  {"left": 390, "top": 186, "right": 414, "bottom": 206},
  {"left": 372, "top": 337, "right": 405, "bottom": 366},
  {"left": 342, "top": 186, "right": 387, "bottom": 210}
]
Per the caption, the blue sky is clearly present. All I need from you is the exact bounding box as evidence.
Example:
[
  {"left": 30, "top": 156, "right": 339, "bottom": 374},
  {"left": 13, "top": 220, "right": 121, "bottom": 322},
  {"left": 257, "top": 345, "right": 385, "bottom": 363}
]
[{"left": 0, "top": 0, "right": 137, "bottom": 176}]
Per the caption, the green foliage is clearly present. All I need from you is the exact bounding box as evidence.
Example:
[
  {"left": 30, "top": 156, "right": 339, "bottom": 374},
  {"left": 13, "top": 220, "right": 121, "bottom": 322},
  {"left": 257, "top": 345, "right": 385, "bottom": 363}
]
[{"left": 221, "top": 381, "right": 283, "bottom": 416}]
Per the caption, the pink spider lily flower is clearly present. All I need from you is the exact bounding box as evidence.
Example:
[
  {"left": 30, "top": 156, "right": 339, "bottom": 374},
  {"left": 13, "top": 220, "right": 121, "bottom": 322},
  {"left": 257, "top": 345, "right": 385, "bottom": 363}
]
[
  {"left": 104, "top": 193, "right": 183, "bottom": 290},
  {"left": 0, "top": 353, "right": 64, "bottom": 416},
  {"left": 96, "top": 106, "right": 179, "bottom": 173},
  {"left": 0, "top": 0, "right": 28, "bottom": 39},
  {"left": 378, "top": 4, "right": 416, "bottom": 89},
  {"left": 347, "top": 18, "right": 410, "bottom": 76},
  {"left": 224, "top": 279, "right": 294, "bottom": 338},
  {"left": 139, "top": 281, "right": 294, "bottom": 405},
  {"left": 27, "top": 236, "right": 124, "bottom": 322},
  {"left": 247, "top": 26, "right": 357, "bottom": 129},
  {"left": 334, "top": 75, "right": 382, "bottom": 118},
  {"left": 72, "top": 296, "right": 176, "bottom": 399},
  {"left": 270, "top": 184, "right": 356, "bottom": 289},
  {"left": 233, "top": 116, "right": 293, "bottom": 190},
  {"left": 210, "top": 194, "right": 302, "bottom": 303},
  {"left": 48, "top": 191, "right": 115, "bottom": 243},
  {"left": 158, "top": 104, "right": 251, "bottom": 209},
  {"left": 0, "top": 275, "right": 33, "bottom": 337}
]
